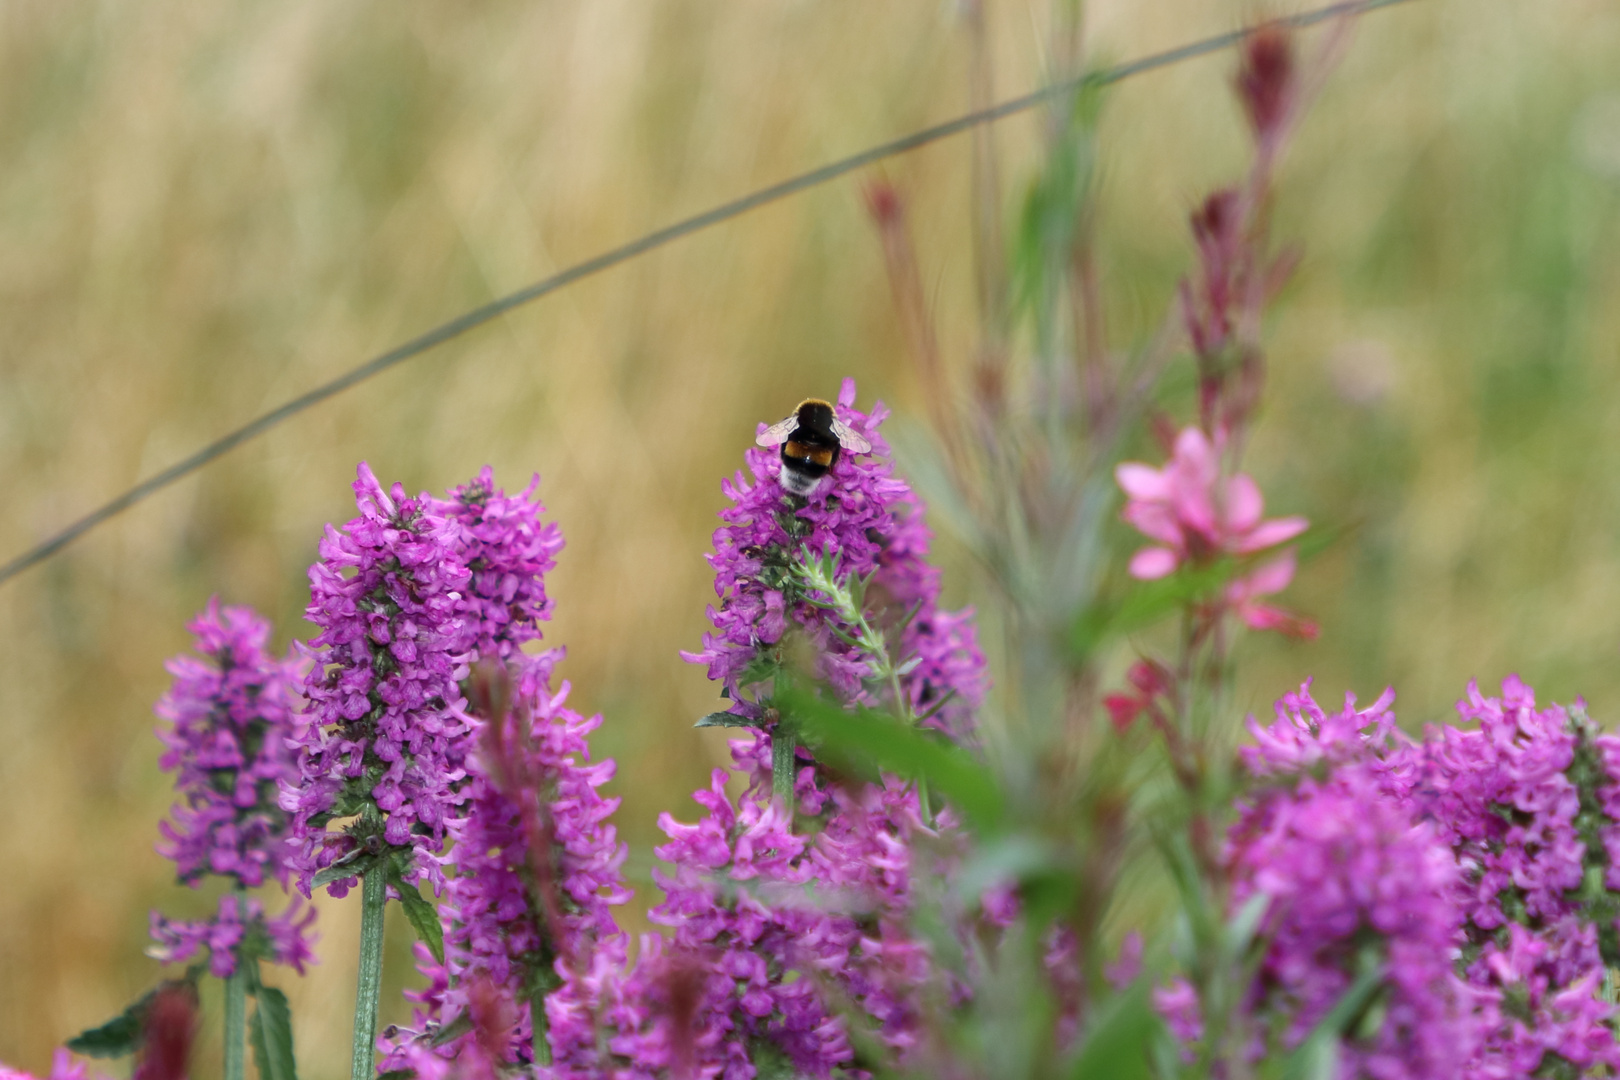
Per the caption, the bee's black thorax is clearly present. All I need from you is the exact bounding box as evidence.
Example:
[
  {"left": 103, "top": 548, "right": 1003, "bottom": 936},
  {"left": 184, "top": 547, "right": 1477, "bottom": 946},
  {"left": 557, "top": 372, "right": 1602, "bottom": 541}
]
[{"left": 794, "top": 400, "right": 837, "bottom": 440}]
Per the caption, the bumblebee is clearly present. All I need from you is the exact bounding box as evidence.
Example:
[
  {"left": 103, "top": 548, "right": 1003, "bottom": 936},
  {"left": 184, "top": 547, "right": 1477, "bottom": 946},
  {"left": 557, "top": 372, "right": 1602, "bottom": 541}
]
[{"left": 756, "top": 397, "right": 871, "bottom": 497}]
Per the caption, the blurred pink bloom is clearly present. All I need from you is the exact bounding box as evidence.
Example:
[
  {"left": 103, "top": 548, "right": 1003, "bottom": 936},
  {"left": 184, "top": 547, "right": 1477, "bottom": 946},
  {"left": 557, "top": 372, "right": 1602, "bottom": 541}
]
[
  {"left": 1115, "top": 427, "right": 1307, "bottom": 580},
  {"left": 1225, "top": 551, "right": 1318, "bottom": 639}
]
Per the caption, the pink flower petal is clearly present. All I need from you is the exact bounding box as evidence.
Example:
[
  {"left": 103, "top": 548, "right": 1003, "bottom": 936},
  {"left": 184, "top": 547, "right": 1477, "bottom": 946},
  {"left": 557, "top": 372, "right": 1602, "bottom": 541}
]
[
  {"left": 1233, "top": 551, "right": 1298, "bottom": 598},
  {"left": 1122, "top": 503, "right": 1185, "bottom": 547},
  {"left": 1116, "top": 462, "right": 1171, "bottom": 501},
  {"left": 1235, "top": 515, "right": 1309, "bottom": 554},
  {"left": 1172, "top": 427, "right": 1217, "bottom": 490},
  {"left": 1223, "top": 473, "right": 1264, "bottom": 533},
  {"left": 1129, "top": 547, "right": 1180, "bottom": 580}
]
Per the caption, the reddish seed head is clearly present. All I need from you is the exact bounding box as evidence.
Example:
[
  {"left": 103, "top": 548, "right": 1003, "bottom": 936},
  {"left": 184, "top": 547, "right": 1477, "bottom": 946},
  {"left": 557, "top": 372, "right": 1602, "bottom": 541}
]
[
  {"left": 133, "top": 984, "right": 197, "bottom": 1080},
  {"left": 862, "top": 180, "right": 903, "bottom": 227},
  {"left": 1236, "top": 25, "right": 1295, "bottom": 144}
]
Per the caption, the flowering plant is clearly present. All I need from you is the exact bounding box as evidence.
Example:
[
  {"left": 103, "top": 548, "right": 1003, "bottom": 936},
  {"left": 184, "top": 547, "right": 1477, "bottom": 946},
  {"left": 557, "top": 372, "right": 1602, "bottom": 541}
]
[{"left": 12, "top": 13, "right": 1620, "bottom": 1080}]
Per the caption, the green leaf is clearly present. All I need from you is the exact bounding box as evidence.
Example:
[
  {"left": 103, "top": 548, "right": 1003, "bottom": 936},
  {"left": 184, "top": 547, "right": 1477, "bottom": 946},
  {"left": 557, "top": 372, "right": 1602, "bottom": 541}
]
[
  {"left": 249, "top": 985, "right": 299, "bottom": 1080},
  {"left": 953, "top": 836, "right": 1057, "bottom": 905},
  {"left": 66, "top": 1000, "right": 147, "bottom": 1059},
  {"left": 1223, "top": 893, "right": 1271, "bottom": 964},
  {"left": 388, "top": 863, "right": 445, "bottom": 965},
  {"left": 312, "top": 850, "right": 379, "bottom": 889},
  {"left": 1066, "top": 981, "right": 1157, "bottom": 1080},
  {"left": 430, "top": 1012, "right": 474, "bottom": 1047},
  {"left": 695, "top": 711, "right": 762, "bottom": 729},
  {"left": 734, "top": 652, "right": 782, "bottom": 691},
  {"left": 1071, "top": 561, "right": 1237, "bottom": 659},
  {"left": 1280, "top": 962, "right": 1384, "bottom": 1080},
  {"left": 781, "top": 686, "right": 1005, "bottom": 828}
]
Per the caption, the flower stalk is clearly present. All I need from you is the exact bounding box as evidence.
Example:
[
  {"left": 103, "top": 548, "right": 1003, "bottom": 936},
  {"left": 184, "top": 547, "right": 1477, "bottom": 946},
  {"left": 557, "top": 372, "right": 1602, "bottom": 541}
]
[
  {"left": 351, "top": 865, "right": 387, "bottom": 1080},
  {"left": 222, "top": 956, "right": 249, "bottom": 1080}
]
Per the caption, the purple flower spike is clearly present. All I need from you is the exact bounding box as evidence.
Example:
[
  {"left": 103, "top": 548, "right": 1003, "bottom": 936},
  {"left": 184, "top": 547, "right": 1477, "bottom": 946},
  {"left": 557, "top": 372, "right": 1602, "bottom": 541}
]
[
  {"left": 683, "top": 377, "right": 987, "bottom": 737},
  {"left": 154, "top": 599, "right": 303, "bottom": 890},
  {"left": 148, "top": 893, "right": 317, "bottom": 979},
  {"left": 442, "top": 666, "right": 630, "bottom": 1061},
  {"left": 1414, "top": 677, "right": 1620, "bottom": 1074},
  {"left": 438, "top": 468, "right": 566, "bottom": 693},
  {"left": 1228, "top": 752, "right": 1478, "bottom": 1077},
  {"left": 150, "top": 599, "right": 317, "bottom": 975},
  {"left": 1226, "top": 676, "right": 1620, "bottom": 1075},
  {"left": 284, "top": 462, "right": 473, "bottom": 896}
]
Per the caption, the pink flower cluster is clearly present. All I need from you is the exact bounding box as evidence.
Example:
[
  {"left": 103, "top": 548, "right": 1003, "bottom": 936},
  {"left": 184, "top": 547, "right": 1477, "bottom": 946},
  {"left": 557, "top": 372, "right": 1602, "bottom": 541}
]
[
  {"left": 1115, "top": 426, "right": 1312, "bottom": 636},
  {"left": 599, "top": 381, "right": 990, "bottom": 1076},
  {"left": 1161, "top": 677, "right": 1620, "bottom": 1076},
  {"left": 1232, "top": 688, "right": 1477, "bottom": 1075},
  {"left": 441, "top": 467, "right": 566, "bottom": 690}
]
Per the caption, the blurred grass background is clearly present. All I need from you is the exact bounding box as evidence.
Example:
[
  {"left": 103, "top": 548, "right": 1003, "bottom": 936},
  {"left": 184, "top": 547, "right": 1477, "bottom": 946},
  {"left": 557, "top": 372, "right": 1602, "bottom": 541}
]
[{"left": 0, "top": 0, "right": 1617, "bottom": 1074}]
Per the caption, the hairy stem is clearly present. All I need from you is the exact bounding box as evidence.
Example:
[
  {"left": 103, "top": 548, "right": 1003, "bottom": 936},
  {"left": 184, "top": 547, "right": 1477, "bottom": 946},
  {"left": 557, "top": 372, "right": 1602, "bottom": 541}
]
[
  {"left": 223, "top": 953, "right": 250, "bottom": 1080},
  {"left": 351, "top": 866, "right": 388, "bottom": 1080}
]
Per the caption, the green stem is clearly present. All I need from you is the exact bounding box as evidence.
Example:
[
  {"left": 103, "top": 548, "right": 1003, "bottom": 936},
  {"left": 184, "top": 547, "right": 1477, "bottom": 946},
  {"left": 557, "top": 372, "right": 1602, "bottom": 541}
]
[
  {"left": 223, "top": 953, "right": 251, "bottom": 1080},
  {"left": 772, "top": 726, "right": 797, "bottom": 823},
  {"left": 351, "top": 865, "right": 388, "bottom": 1080},
  {"left": 530, "top": 989, "right": 552, "bottom": 1067}
]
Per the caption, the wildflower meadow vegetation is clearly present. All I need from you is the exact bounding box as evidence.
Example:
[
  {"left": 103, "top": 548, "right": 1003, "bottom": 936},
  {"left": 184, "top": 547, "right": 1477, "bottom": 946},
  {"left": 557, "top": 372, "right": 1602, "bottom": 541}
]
[{"left": 4, "top": 2, "right": 1620, "bottom": 1080}]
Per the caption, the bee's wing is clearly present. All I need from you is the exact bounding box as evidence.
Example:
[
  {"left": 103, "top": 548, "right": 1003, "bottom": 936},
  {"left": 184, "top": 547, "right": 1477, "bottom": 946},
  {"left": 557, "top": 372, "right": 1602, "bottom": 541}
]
[
  {"left": 830, "top": 418, "right": 871, "bottom": 455},
  {"left": 756, "top": 415, "right": 799, "bottom": 447}
]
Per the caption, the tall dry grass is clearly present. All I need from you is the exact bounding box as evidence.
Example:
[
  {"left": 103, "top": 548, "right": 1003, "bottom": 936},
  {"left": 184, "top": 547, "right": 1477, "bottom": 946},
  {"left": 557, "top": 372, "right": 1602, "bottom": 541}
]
[{"left": 0, "top": 0, "right": 1616, "bottom": 1076}]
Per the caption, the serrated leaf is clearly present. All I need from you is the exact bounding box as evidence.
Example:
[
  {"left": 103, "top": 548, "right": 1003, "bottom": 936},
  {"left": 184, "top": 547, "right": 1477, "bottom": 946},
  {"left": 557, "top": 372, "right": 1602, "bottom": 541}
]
[
  {"left": 312, "top": 854, "right": 376, "bottom": 889},
  {"left": 695, "top": 711, "right": 761, "bottom": 729},
  {"left": 66, "top": 1002, "right": 146, "bottom": 1059},
  {"left": 249, "top": 985, "right": 299, "bottom": 1080},
  {"left": 388, "top": 864, "right": 444, "bottom": 965},
  {"left": 735, "top": 652, "right": 782, "bottom": 690}
]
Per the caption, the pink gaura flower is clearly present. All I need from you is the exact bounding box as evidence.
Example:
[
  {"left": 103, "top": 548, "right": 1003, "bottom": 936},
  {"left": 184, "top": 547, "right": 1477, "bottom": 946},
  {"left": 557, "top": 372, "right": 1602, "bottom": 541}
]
[
  {"left": 1115, "top": 426, "right": 1307, "bottom": 581},
  {"left": 1224, "top": 550, "right": 1318, "bottom": 638}
]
